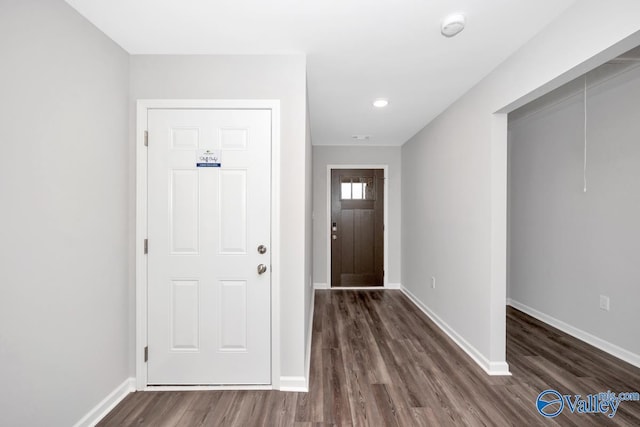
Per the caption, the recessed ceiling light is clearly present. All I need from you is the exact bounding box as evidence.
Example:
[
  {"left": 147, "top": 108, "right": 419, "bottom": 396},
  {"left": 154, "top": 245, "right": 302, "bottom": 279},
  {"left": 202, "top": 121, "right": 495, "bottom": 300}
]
[
  {"left": 373, "top": 98, "right": 389, "bottom": 108},
  {"left": 441, "top": 13, "right": 465, "bottom": 38}
]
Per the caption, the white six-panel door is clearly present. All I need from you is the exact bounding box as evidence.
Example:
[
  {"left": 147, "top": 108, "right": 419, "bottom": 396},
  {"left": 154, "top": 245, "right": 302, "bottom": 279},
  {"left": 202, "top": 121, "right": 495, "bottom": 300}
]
[{"left": 147, "top": 109, "right": 271, "bottom": 385}]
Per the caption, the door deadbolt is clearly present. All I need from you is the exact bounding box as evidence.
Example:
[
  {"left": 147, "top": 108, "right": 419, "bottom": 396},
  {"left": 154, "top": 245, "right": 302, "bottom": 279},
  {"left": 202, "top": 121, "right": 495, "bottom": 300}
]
[
  {"left": 257, "top": 264, "right": 267, "bottom": 274},
  {"left": 257, "top": 245, "right": 267, "bottom": 254}
]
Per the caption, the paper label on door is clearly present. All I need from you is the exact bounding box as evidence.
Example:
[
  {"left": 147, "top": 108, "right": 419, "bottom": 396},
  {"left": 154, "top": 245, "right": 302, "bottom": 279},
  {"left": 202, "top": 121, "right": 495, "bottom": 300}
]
[{"left": 196, "top": 150, "right": 221, "bottom": 167}]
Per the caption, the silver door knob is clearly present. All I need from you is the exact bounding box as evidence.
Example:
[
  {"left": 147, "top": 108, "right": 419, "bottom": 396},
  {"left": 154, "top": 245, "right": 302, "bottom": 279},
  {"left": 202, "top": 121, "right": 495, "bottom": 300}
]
[
  {"left": 332, "top": 235, "right": 337, "bottom": 240},
  {"left": 257, "top": 264, "right": 267, "bottom": 274},
  {"left": 257, "top": 245, "right": 267, "bottom": 254}
]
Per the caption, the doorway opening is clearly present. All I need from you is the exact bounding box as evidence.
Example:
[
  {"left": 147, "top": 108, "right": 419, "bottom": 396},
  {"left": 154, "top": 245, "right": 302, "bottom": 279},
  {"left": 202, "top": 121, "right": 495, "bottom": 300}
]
[{"left": 506, "top": 46, "right": 640, "bottom": 370}]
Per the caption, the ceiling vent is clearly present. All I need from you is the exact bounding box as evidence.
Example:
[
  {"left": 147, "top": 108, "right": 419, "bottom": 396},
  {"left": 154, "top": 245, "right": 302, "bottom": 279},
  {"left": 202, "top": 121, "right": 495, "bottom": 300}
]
[{"left": 351, "top": 135, "right": 370, "bottom": 141}]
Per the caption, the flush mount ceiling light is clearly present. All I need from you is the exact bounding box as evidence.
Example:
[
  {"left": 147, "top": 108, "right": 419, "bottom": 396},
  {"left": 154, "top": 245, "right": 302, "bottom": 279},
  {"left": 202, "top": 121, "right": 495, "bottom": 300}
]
[
  {"left": 373, "top": 98, "right": 389, "bottom": 108},
  {"left": 351, "top": 135, "right": 370, "bottom": 141},
  {"left": 441, "top": 13, "right": 465, "bottom": 37}
]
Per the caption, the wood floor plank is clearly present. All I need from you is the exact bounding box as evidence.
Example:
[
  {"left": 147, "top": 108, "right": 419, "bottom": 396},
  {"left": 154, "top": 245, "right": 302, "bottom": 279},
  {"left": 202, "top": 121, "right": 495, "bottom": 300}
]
[
  {"left": 371, "top": 383, "right": 401, "bottom": 427},
  {"left": 99, "top": 290, "right": 640, "bottom": 426}
]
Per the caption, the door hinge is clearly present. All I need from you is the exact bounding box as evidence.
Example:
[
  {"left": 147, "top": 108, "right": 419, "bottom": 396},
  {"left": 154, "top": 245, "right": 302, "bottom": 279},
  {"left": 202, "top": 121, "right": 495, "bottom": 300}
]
[
  {"left": 144, "top": 130, "right": 148, "bottom": 147},
  {"left": 144, "top": 239, "right": 148, "bottom": 254},
  {"left": 144, "top": 346, "right": 148, "bottom": 362}
]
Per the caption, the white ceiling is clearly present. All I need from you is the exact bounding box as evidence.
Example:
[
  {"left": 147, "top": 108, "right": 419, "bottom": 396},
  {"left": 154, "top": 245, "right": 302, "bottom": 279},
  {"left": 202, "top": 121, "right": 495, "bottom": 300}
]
[{"left": 66, "top": 0, "right": 576, "bottom": 146}]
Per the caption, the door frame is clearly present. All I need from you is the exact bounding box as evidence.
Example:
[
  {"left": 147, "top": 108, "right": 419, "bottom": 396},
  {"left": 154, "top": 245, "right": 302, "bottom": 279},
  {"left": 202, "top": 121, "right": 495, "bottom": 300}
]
[
  {"left": 135, "top": 99, "right": 281, "bottom": 390},
  {"left": 326, "top": 165, "right": 389, "bottom": 288}
]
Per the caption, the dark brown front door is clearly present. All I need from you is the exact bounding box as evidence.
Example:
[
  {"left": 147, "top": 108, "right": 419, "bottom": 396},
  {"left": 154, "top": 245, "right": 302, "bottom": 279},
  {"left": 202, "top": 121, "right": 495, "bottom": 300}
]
[{"left": 331, "top": 169, "right": 384, "bottom": 287}]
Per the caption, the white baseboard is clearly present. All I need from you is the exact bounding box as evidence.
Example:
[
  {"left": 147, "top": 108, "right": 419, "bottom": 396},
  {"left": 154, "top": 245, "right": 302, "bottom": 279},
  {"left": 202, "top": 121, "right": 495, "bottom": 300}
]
[
  {"left": 314, "top": 283, "right": 399, "bottom": 290},
  {"left": 401, "top": 286, "right": 511, "bottom": 376},
  {"left": 279, "top": 376, "right": 308, "bottom": 392},
  {"left": 145, "top": 385, "right": 271, "bottom": 391},
  {"left": 507, "top": 299, "right": 640, "bottom": 369},
  {"left": 73, "top": 377, "right": 135, "bottom": 427}
]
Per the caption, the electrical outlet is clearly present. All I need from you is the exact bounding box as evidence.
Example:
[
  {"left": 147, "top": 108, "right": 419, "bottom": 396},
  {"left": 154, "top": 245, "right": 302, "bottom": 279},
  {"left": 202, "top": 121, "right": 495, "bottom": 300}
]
[
  {"left": 431, "top": 276, "right": 436, "bottom": 289},
  {"left": 599, "top": 295, "right": 610, "bottom": 311}
]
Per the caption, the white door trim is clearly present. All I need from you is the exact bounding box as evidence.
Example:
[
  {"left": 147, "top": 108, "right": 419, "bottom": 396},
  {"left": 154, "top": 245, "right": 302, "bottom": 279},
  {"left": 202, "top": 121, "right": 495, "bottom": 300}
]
[
  {"left": 136, "top": 99, "right": 281, "bottom": 390},
  {"left": 326, "top": 164, "right": 389, "bottom": 288}
]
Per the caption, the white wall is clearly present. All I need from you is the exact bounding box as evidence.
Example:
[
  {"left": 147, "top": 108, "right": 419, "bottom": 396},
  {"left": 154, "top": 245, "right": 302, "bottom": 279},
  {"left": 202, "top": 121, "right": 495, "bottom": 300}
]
[
  {"left": 312, "top": 146, "right": 402, "bottom": 286},
  {"left": 129, "top": 54, "right": 310, "bottom": 383},
  {"left": 509, "top": 62, "right": 640, "bottom": 358},
  {"left": 0, "top": 1, "right": 130, "bottom": 425},
  {"left": 401, "top": 0, "right": 640, "bottom": 374}
]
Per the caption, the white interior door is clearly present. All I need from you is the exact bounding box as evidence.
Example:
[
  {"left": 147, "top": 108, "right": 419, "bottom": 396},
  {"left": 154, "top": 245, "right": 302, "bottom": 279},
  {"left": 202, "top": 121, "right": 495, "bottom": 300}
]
[{"left": 147, "top": 109, "right": 271, "bottom": 385}]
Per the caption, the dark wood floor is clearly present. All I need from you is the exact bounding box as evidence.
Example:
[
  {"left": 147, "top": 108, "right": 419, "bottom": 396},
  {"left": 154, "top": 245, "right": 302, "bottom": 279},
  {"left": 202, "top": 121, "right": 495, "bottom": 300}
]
[{"left": 99, "top": 290, "right": 640, "bottom": 426}]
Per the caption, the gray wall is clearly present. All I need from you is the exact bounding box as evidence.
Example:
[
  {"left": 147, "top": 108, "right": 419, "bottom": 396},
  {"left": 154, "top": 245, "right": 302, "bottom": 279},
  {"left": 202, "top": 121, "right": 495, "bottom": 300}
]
[
  {"left": 312, "top": 146, "right": 401, "bottom": 286},
  {"left": 508, "top": 63, "right": 640, "bottom": 356},
  {"left": 0, "top": 1, "right": 130, "bottom": 425},
  {"left": 129, "top": 54, "right": 311, "bottom": 381},
  {"left": 304, "top": 95, "right": 313, "bottom": 373}
]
